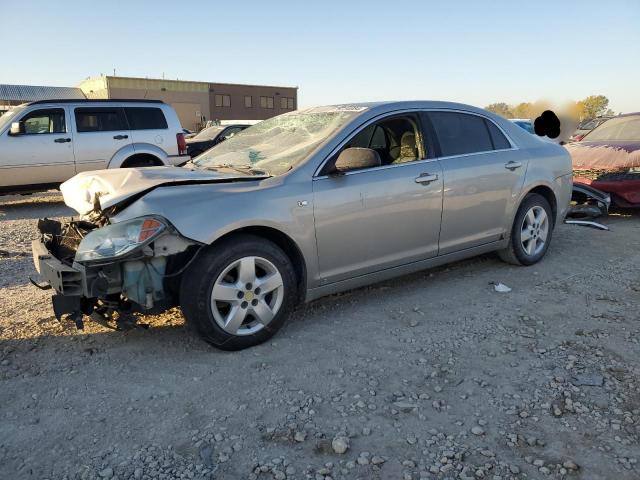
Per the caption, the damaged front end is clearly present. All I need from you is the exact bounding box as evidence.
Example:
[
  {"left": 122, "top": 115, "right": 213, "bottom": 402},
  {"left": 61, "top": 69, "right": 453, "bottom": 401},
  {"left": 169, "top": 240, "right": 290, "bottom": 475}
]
[
  {"left": 566, "top": 142, "right": 640, "bottom": 207},
  {"left": 32, "top": 212, "right": 201, "bottom": 330}
]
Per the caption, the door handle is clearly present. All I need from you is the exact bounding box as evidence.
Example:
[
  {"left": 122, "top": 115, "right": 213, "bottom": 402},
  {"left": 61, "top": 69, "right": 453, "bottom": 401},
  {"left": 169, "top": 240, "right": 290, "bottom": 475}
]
[
  {"left": 54, "top": 138, "right": 71, "bottom": 143},
  {"left": 415, "top": 173, "right": 439, "bottom": 184},
  {"left": 504, "top": 161, "right": 522, "bottom": 170},
  {"left": 113, "top": 134, "right": 129, "bottom": 140}
]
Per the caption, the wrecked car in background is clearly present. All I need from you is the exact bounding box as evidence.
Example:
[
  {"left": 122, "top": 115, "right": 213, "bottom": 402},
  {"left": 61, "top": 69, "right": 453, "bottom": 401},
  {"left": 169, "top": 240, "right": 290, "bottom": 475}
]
[
  {"left": 566, "top": 113, "right": 640, "bottom": 207},
  {"left": 570, "top": 116, "right": 612, "bottom": 142},
  {"left": 32, "top": 101, "right": 572, "bottom": 350}
]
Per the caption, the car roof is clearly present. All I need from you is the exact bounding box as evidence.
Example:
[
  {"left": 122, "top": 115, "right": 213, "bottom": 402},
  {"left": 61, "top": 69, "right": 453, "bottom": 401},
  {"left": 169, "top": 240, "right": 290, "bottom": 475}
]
[{"left": 322, "top": 100, "right": 489, "bottom": 113}]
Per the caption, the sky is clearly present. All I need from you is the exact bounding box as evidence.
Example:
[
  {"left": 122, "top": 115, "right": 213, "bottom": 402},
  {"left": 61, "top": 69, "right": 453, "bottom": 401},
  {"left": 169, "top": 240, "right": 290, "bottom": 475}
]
[{"left": 1, "top": 0, "right": 639, "bottom": 113}]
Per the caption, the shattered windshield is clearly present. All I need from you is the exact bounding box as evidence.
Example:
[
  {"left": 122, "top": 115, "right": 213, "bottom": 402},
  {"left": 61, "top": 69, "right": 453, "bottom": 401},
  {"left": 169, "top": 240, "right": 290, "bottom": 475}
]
[
  {"left": 0, "top": 106, "right": 23, "bottom": 132},
  {"left": 584, "top": 115, "right": 640, "bottom": 142},
  {"left": 192, "top": 126, "right": 225, "bottom": 141},
  {"left": 192, "top": 106, "right": 366, "bottom": 175}
]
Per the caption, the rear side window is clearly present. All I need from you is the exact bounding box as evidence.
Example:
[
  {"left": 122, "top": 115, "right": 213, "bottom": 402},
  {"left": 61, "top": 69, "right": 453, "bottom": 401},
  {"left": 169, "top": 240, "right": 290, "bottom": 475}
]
[
  {"left": 428, "top": 112, "right": 493, "bottom": 156},
  {"left": 75, "top": 108, "right": 127, "bottom": 132},
  {"left": 486, "top": 120, "right": 511, "bottom": 149},
  {"left": 125, "top": 107, "right": 168, "bottom": 130}
]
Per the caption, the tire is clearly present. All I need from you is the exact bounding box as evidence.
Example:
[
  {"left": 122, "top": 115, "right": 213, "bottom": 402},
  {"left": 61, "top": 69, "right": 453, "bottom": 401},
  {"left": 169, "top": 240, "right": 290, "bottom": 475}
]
[
  {"left": 121, "top": 157, "right": 160, "bottom": 168},
  {"left": 498, "top": 193, "right": 554, "bottom": 266},
  {"left": 180, "top": 234, "right": 297, "bottom": 351}
]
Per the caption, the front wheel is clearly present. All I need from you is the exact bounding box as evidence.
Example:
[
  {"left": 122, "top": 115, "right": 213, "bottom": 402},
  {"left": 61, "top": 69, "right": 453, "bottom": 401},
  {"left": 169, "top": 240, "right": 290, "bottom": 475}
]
[
  {"left": 180, "top": 235, "right": 297, "bottom": 350},
  {"left": 498, "top": 193, "right": 553, "bottom": 266}
]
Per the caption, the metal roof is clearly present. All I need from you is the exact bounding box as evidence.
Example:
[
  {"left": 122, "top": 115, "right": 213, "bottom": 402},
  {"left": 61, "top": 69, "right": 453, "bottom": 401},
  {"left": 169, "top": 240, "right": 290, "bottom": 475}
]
[{"left": 0, "top": 84, "right": 86, "bottom": 102}]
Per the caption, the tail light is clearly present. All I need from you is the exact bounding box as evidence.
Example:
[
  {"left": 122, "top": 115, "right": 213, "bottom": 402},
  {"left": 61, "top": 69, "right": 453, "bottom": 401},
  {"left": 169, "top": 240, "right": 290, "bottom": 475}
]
[
  {"left": 575, "top": 134, "right": 585, "bottom": 141},
  {"left": 176, "top": 133, "right": 187, "bottom": 155}
]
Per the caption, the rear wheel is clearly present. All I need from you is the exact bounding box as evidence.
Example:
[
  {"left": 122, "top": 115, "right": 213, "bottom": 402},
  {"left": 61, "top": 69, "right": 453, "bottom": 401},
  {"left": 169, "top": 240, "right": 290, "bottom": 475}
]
[
  {"left": 499, "top": 193, "right": 553, "bottom": 266},
  {"left": 121, "top": 156, "right": 161, "bottom": 168},
  {"left": 180, "top": 235, "right": 297, "bottom": 350}
]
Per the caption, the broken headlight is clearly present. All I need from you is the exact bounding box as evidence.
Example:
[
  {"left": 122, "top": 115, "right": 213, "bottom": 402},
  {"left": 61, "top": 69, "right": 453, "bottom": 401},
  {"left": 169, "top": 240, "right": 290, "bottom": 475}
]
[{"left": 75, "top": 216, "right": 166, "bottom": 263}]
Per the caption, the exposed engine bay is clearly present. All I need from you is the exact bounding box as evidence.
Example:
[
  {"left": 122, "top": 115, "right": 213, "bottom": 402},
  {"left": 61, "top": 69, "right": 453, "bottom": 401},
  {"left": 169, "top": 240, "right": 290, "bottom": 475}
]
[{"left": 33, "top": 214, "right": 201, "bottom": 330}]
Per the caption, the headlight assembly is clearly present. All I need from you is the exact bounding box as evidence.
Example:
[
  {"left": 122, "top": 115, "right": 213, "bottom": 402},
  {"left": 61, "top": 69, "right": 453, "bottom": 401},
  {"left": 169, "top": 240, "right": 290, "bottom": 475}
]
[{"left": 75, "top": 217, "right": 166, "bottom": 263}]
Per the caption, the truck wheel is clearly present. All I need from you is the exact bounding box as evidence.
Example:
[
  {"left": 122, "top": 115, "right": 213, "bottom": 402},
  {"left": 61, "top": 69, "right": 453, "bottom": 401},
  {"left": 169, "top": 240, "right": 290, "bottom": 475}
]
[
  {"left": 180, "top": 234, "right": 297, "bottom": 350},
  {"left": 498, "top": 193, "right": 553, "bottom": 266},
  {"left": 121, "top": 156, "right": 161, "bottom": 168}
]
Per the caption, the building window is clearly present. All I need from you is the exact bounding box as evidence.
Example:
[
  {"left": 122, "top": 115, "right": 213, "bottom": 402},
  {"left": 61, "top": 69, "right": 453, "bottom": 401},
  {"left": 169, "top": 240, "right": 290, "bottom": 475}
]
[
  {"left": 215, "top": 94, "right": 231, "bottom": 107},
  {"left": 260, "top": 96, "right": 274, "bottom": 109},
  {"left": 244, "top": 96, "right": 252, "bottom": 108},
  {"left": 279, "top": 97, "right": 295, "bottom": 110}
]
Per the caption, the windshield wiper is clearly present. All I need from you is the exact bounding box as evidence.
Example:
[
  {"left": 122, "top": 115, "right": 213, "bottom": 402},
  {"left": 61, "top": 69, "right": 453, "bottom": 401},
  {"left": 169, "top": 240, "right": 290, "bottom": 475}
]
[{"left": 201, "top": 163, "right": 271, "bottom": 176}]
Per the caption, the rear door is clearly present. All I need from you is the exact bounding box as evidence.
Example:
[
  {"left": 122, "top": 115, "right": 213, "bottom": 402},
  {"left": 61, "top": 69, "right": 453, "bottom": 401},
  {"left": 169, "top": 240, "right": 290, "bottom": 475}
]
[
  {"left": 124, "top": 106, "right": 170, "bottom": 154},
  {"left": 0, "top": 106, "right": 76, "bottom": 187},
  {"left": 425, "top": 111, "right": 528, "bottom": 254},
  {"left": 72, "top": 106, "right": 132, "bottom": 172}
]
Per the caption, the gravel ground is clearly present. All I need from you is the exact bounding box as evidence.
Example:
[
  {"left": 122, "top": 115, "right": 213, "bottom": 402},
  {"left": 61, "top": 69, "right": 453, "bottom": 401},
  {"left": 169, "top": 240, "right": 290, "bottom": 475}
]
[{"left": 0, "top": 192, "right": 639, "bottom": 480}]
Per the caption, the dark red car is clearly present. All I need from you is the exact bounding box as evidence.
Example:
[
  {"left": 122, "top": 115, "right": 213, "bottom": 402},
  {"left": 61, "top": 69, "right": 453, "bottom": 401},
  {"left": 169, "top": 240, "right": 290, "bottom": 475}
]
[{"left": 566, "top": 113, "right": 640, "bottom": 207}]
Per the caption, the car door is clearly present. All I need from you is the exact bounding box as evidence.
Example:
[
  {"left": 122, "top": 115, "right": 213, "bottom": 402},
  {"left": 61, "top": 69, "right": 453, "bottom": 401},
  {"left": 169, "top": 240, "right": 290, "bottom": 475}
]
[
  {"left": 72, "top": 106, "right": 132, "bottom": 172},
  {"left": 0, "top": 106, "right": 76, "bottom": 188},
  {"left": 312, "top": 113, "right": 443, "bottom": 284},
  {"left": 425, "top": 111, "right": 528, "bottom": 255}
]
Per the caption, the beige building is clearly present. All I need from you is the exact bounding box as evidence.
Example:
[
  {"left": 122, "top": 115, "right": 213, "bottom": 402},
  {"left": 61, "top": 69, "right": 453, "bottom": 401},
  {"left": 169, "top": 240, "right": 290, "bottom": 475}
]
[{"left": 78, "top": 76, "right": 298, "bottom": 131}]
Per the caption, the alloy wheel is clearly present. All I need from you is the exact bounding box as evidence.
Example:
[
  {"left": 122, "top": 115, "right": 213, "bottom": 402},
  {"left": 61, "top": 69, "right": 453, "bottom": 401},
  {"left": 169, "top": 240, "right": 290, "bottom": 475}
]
[
  {"left": 210, "top": 256, "right": 285, "bottom": 336},
  {"left": 520, "top": 206, "right": 549, "bottom": 256}
]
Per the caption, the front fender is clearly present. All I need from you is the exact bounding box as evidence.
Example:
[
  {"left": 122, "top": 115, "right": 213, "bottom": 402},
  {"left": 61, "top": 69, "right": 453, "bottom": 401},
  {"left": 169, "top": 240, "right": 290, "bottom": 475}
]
[{"left": 110, "top": 179, "right": 322, "bottom": 288}]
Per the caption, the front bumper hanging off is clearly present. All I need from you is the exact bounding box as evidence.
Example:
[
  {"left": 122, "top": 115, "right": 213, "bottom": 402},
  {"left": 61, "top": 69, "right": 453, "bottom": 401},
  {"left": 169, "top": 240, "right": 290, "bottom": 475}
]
[
  {"left": 32, "top": 238, "right": 94, "bottom": 326},
  {"left": 31, "top": 217, "right": 199, "bottom": 329}
]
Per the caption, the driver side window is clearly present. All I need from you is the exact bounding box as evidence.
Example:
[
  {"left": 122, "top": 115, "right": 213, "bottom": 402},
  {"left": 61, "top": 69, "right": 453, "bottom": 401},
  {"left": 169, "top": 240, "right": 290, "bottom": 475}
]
[
  {"left": 324, "top": 114, "right": 425, "bottom": 174},
  {"left": 20, "top": 109, "right": 66, "bottom": 135}
]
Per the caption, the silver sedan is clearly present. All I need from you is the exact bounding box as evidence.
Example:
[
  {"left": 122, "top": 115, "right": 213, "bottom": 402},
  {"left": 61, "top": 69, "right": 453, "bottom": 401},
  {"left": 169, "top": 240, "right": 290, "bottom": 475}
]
[{"left": 33, "top": 101, "right": 573, "bottom": 350}]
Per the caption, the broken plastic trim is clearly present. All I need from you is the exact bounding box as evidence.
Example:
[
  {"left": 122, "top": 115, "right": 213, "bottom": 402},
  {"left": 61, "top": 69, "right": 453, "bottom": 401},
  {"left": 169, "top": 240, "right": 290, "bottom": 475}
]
[
  {"left": 564, "top": 219, "right": 610, "bottom": 231},
  {"left": 569, "top": 182, "right": 611, "bottom": 219}
]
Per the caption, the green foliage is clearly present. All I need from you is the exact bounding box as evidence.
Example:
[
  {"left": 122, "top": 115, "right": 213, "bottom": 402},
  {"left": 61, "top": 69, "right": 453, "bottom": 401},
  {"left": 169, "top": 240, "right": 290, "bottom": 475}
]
[
  {"left": 576, "top": 95, "right": 609, "bottom": 121},
  {"left": 485, "top": 96, "right": 612, "bottom": 121},
  {"left": 485, "top": 103, "right": 513, "bottom": 118}
]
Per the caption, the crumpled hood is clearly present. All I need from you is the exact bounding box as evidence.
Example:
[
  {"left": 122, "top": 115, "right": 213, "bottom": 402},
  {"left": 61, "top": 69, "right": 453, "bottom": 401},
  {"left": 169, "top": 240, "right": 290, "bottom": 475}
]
[{"left": 60, "top": 166, "right": 255, "bottom": 215}]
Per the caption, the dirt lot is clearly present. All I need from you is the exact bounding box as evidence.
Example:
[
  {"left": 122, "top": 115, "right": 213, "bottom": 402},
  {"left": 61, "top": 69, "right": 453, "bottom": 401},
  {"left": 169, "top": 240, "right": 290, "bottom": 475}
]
[{"left": 0, "top": 192, "right": 638, "bottom": 480}]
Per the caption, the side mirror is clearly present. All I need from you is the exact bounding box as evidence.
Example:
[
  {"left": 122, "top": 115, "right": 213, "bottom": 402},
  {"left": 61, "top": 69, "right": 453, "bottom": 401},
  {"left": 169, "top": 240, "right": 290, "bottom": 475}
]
[
  {"left": 333, "top": 147, "right": 381, "bottom": 173},
  {"left": 9, "top": 122, "right": 23, "bottom": 135}
]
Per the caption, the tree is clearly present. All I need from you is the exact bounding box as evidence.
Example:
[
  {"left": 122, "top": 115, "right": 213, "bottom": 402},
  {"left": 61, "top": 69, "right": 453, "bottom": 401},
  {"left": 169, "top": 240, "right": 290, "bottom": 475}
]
[
  {"left": 485, "top": 103, "right": 513, "bottom": 118},
  {"left": 511, "top": 102, "right": 534, "bottom": 119},
  {"left": 576, "top": 95, "right": 609, "bottom": 120}
]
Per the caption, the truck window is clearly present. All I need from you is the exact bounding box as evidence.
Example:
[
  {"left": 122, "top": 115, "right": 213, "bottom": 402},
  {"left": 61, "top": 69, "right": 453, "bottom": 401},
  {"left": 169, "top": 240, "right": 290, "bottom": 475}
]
[
  {"left": 75, "top": 108, "right": 127, "bottom": 132},
  {"left": 21, "top": 109, "right": 66, "bottom": 134},
  {"left": 124, "top": 107, "right": 168, "bottom": 130}
]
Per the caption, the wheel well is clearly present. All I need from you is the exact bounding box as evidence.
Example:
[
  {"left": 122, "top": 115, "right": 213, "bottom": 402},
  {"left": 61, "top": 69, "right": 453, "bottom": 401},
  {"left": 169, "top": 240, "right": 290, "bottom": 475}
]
[
  {"left": 120, "top": 154, "right": 163, "bottom": 168},
  {"left": 528, "top": 185, "right": 557, "bottom": 225},
  {"left": 213, "top": 227, "right": 307, "bottom": 300}
]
